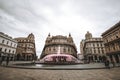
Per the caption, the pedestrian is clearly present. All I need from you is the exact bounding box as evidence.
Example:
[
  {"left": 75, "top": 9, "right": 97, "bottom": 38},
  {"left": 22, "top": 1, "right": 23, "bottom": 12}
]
[
  {"left": 105, "top": 60, "right": 110, "bottom": 69},
  {"left": 6, "top": 56, "right": 9, "bottom": 66},
  {"left": 32, "top": 59, "right": 35, "bottom": 64},
  {"left": 0, "top": 56, "right": 3, "bottom": 65},
  {"left": 111, "top": 60, "right": 115, "bottom": 68}
]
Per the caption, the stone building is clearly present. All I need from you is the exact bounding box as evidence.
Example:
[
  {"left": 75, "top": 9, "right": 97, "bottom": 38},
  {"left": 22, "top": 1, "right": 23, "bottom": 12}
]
[
  {"left": 40, "top": 33, "right": 78, "bottom": 64},
  {"left": 80, "top": 39, "right": 85, "bottom": 54},
  {"left": 0, "top": 32, "right": 17, "bottom": 61},
  {"left": 15, "top": 33, "right": 36, "bottom": 61},
  {"left": 77, "top": 53, "right": 84, "bottom": 60},
  {"left": 102, "top": 21, "right": 120, "bottom": 63},
  {"left": 80, "top": 31, "right": 106, "bottom": 63}
]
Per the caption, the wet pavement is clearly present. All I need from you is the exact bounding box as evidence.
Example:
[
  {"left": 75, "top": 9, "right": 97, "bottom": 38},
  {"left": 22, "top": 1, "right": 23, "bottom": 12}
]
[
  {"left": 0, "top": 66, "right": 120, "bottom": 80},
  {"left": 1, "top": 61, "right": 120, "bottom": 70},
  {"left": 0, "top": 61, "right": 120, "bottom": 80}
]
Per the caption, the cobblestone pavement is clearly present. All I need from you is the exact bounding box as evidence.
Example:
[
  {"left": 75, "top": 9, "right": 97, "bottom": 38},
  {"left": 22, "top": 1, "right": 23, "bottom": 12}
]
[{"left": 0, "top": 66, "right": 120, "bottom": 80}]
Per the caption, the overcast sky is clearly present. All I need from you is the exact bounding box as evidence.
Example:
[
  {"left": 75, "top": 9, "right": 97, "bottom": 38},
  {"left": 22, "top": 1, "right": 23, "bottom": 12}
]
[{"left": 0, "top": 0, "right": 120, "bottom": 57}]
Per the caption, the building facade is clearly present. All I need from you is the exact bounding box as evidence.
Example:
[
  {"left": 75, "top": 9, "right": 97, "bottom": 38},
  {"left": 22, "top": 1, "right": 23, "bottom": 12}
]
[
  {"left": 77, "top": 53, "right": 84, "bottom": 60},
  {"left": 40, "top": 33, "right": 78, "bottom": 64},
  {"left": 102, "top": 21, "right": 120, "bottom": 63},
  {"left": 80, "top": 31, "right": 106, "bottom": 63},
  {"left": 80, "top": 39, "right": 85, "bottom": 55},
  {"left": 15, "top": 33, "right": 36, "bottom": 61},
  {"left": 0, "top": 32, "right": 17, "bottom": 61}
]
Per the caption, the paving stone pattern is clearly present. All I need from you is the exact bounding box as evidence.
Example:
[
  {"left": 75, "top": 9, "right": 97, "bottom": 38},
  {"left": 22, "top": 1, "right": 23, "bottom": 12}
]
[{"left": 0, "top": 66, "right": 120, "bottom": 80}]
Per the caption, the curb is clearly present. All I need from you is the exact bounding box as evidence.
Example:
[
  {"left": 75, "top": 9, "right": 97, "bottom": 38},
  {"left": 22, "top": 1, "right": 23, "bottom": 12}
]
[
  {"left": 1, "top": 62, "right": 120, "bottom": 70},
  {"left": 1, "top": 65, "right": 107, "bottom": 70}
]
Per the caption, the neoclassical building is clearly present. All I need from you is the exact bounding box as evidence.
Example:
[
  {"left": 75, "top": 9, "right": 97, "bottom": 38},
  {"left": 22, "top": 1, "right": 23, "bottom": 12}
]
[
  {"left": 80, "top": 39, "right": 85, "bottom": 55},
  {"left": 0, "top": 32, "right": 17, "bottom": 61},
  {"left": 40, "top": 33, "right": 78, "bottom": 64},
  {"left": 102, "top": 21, "right": 120, "bottom": 63},
  {"left": 15, "top": 33, "right": 36, "bottom": 61},
  {"left": 80, "top": 31, "right": 106, "bottom": 63}
]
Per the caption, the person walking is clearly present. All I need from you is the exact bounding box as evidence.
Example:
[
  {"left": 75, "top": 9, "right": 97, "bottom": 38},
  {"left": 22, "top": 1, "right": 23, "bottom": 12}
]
[
  {"left": 105, "top": 60, "right": 110, "bottom": 69},
  {"left": 111, "top": 60, "right": 115, "bottom": 68},
  {"left": 6, "top": 56, "right": 9, "bottom": 66},
  {"left": 0, "top": 56, "right": 3, "bottom": 65}
]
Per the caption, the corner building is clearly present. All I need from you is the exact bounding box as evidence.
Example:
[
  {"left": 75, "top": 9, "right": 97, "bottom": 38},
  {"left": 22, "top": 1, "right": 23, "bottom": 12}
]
[
  {"left": 15, "top": 33, "right": 36, "bottom": 61},
  {"left": 102, "top": 21, "right": 120, "bottom": 63},
  {"left": 80, "top": 31, "right": 106, "bottom": 63}
]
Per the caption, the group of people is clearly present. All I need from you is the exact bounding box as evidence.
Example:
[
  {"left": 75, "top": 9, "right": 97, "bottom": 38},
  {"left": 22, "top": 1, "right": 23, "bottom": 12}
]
[{"left": 0, "top": 55, "right": 10, "bottom": 66}]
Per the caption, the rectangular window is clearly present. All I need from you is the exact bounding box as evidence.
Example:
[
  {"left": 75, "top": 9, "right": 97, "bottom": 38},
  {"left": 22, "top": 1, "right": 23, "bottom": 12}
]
[
  {"left": 49, "top": 48, "right": 51, "bottom": 51},
  {"left": 64, "top": 48, "right": 66, "bottom": 52},
  {"left": 98, "top": 49, "right": 100, "bottom": 53},
  {"left": 5, "top": 49, "right": 7, "bottom": 52},
  {"left": 68, "top": 48, "right": 70, "bottom": 52},
  {"left": 97, "top": 43, "right": 99, "bottom": 47},
  {"left": 14, "top": 44, "right": 16, "bottom": 47},
  {"left": 119, "top": 42, "right": 120, "bottom": 49},
  {"left": 9, "top": 49, "right": 11, "bottom": 53},
  {"left": 94, "top": 50, "right": 96, "bottom": 53},
  {"left": 102, "top": 49, "right": 104, "bottom": 54},
  {"left": 113, "top": 46, "right": 115, "bottom": 50},
  {"left": 2, "top": 40, "right": 4, "bottom": 43},
  {"left": 7, "top": 41, "right": 9, "bottom": 44},
  {"left": 12, "top": 50, "right": 14, "bottom": 54},
  {"left": 93, "top": 44, "right": 95, "bottom": 47},
  {"left": 0, "top": 48, "right": 2, "bottom": 51},
  {"left": 11, "top": 43, "right": 13, "bottom": 46}
]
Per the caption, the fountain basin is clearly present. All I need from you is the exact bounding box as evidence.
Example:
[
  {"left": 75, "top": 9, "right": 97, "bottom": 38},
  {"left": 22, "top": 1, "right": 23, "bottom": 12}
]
[
  {"left": 5, "top": 61, "right": 106, "bottom": 70},
  {"left": 40, "top": 54, "right": 78, "bottom": 64}
]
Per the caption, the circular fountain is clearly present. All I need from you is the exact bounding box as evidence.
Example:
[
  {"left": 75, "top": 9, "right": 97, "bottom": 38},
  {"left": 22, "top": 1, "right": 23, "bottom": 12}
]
[{"left": 40, "top": 46, "right": 78, "bottom": 64}]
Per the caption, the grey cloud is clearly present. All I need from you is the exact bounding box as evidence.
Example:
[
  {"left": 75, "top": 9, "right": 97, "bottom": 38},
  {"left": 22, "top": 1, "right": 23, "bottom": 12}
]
[
  {"left": 71, "top": 0, "right": 120, "bottom": 22},
  {"left": 0, "top": 0, "right": 120, "bottom": 56},
  {"left": 69, "top": 0, "right": 120, "bottom": 36},
  {"left": 0, "top": 0, "right": 47, "bottom": 26}
]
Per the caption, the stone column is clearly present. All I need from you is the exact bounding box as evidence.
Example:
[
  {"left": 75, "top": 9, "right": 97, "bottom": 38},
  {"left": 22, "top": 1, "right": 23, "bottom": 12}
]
[
  {"left": 87, "top": 55, "right": 89, "bottom": 63},
  {"left": 25, "top": 55, "right": 27, "bottom": 61},
  {"left": 117, "top": 54, "right": 120, "bottom": 63},
  {"left": 92, "top": 55, "right": 94, "bottom": 62},
  {"left": 112, "top": 55, "right": 116, "bottom": 63},
  {"left": 94, "top": 55, "right": 96, "bottom": 61},
  {"left": 106, "top": 55, "right": 111, "bottom": 62},
  {"left": 97, "top": 55, "right": 99, "bottom": 62},
  {"left": 115, "top": 43, "right": 119, "bottom": 50}
]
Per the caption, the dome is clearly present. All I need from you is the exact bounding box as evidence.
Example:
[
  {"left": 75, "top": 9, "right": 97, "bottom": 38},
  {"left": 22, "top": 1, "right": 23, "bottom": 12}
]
[{"left": 85, "top": 31, "right": 92, "bottom": 39}]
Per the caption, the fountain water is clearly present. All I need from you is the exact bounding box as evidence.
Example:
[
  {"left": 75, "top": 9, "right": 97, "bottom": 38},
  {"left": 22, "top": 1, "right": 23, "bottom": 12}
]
[{"left": 40, "top": 45, "right": 78, "bottom": 64}]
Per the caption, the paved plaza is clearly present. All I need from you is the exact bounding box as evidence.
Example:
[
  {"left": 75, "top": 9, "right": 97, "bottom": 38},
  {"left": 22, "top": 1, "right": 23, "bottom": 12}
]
[{"left": 0, "top": 66, "right": 120, "bottom": 80}]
